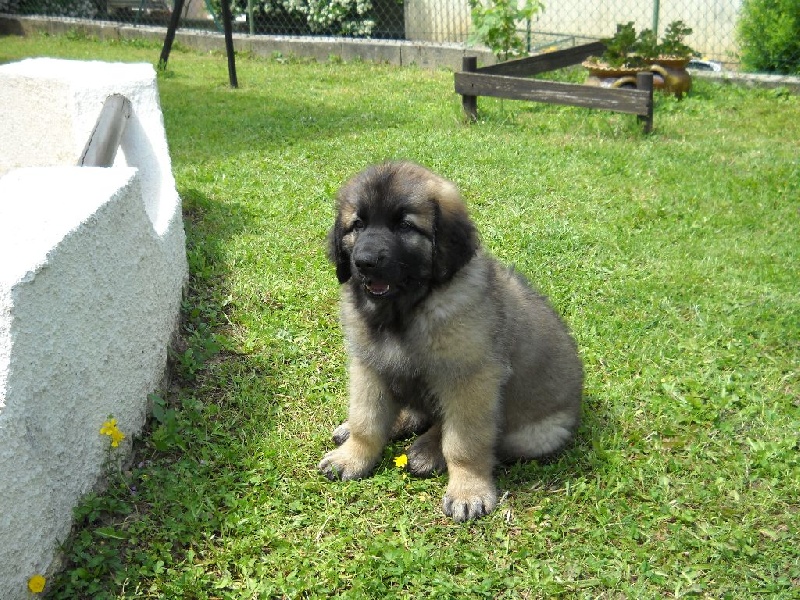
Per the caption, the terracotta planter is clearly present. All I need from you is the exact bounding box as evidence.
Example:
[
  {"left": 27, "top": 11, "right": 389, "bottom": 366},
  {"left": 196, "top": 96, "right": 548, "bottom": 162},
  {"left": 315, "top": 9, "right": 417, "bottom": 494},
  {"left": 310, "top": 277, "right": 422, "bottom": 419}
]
[
  {"left": 582, "top": 60, "right": 646, "bottom": 89},
  {"left": 647, "top": 57, "right": 692, "bottom": 98}
]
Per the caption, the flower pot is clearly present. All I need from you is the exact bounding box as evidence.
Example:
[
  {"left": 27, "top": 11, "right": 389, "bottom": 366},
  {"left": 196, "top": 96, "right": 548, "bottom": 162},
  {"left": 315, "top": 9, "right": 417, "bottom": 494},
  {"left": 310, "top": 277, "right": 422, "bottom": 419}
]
[
  {"left": 648, "top": 57, "right": 692, "bottom": 98},
  {"left": 582, "top": 60, "right": 645, "bottom": 89}
]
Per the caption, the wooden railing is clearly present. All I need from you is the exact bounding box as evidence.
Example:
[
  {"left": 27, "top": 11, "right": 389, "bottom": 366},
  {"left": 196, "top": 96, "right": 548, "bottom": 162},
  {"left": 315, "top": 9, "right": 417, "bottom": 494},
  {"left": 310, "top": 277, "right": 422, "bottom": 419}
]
[{"left": 455, "top": 42, "right": 655, "bottom": 133}]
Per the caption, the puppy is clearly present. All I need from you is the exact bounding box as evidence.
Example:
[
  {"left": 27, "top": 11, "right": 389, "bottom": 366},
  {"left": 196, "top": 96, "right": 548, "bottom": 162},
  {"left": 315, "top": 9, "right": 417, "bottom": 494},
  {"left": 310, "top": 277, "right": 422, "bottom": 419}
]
[{"left": 319, "top": 162, "right": 583, "bottom": 521}]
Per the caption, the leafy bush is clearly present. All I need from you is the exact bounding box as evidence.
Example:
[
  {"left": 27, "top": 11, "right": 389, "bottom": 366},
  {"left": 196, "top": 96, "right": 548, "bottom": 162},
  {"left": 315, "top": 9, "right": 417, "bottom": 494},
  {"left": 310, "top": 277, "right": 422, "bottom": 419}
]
[
  {"left": 600, "top": 21, "right": 639, "bottom": 67},
  {"left": 9, "top": 0, "right": 98, "bottom": 17},
  {"left": 207, "top": 0, "right": 377, "bottom": 36},
  {"left": 280, "top": 0, "right": 375, "bottom": 35},
  {"left": 738, "top": 0, "right": 800, "bottom": 74},
  {"left": 587, "top": 21, "right": 696, "bottom": 69},
  {"left": 635, "top": 27, "right": 660, "bottom": 61},
  {"left": 658, "top": 20, "right": 695, "bottom": 58},
  {"left": 468, "top": 0, "right": 543, "bottom": 61},
  {"left": 0, "top": 0, "right": 22, "bottom": 12}
]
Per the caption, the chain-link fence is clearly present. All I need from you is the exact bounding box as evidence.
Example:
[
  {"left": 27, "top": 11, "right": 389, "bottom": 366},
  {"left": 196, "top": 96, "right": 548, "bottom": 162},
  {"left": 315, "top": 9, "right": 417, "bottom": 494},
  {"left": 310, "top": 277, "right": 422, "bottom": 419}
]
[{"left": 2, "top": 0, "right": 799, "bottom": 73}]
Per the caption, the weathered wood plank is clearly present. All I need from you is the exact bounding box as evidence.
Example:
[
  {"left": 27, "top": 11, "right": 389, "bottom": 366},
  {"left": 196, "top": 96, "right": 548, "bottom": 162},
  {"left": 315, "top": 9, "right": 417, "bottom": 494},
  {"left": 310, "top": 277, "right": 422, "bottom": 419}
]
[
  {"left": 475, "top": 41, "right": 606, "bottom": 77},
  {"left": 454, "top": 72, "right": 650, "bottom": 116}
]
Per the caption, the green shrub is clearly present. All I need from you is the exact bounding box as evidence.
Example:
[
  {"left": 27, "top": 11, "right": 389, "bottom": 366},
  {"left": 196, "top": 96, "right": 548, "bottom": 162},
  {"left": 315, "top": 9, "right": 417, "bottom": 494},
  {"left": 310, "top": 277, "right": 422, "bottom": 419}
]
[
  {"left": 468, "top": 0, "right": 543, "bottom": 61},
  {"left": 206, "top": 0, "right": 378, "bottom": 37},
  {"left": 658, "top": 20, "right": 695, "bottom": 58},
  {"left": 10, "top": 0, "right": 98, "bottom": 18},
  {"left": 737, "top": 0, "right": 800, "bottom": 74}
]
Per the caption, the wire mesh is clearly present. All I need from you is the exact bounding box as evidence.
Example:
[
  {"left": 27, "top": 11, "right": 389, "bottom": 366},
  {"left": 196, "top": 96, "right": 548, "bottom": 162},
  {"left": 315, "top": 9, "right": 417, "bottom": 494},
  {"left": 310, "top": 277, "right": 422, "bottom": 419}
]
[{"left": 2, "top": 0, "right": 799, "bottom": 73}]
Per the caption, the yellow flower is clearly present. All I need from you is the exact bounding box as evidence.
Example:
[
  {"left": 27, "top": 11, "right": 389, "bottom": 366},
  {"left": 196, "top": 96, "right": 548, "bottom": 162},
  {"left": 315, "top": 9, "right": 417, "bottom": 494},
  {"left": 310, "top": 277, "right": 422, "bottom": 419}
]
[
  {"left": 28, "top": 574, "right": 46, "bottom": 593},
  {"left": 393, "top": 454, "right": 408, "bottom": 468},
  {"left": 110, "top": 428, "right": 125, "bottom": 447},
  {"left": 100, "top": 418, "right": 125, "bottom": 447}
]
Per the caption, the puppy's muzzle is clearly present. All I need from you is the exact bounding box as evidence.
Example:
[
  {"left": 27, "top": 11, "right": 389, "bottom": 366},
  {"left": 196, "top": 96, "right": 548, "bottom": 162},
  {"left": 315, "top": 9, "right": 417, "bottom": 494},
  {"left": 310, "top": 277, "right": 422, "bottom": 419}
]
[{"left": 353, "top": 235, "right": 393, "bottom": 297}]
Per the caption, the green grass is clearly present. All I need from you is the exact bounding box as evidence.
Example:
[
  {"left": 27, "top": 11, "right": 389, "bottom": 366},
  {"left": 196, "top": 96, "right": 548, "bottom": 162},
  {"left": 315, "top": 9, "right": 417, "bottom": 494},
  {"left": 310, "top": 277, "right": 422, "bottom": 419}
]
[{"left": 2, "top": 32, "right": 799, "bottom": 599}]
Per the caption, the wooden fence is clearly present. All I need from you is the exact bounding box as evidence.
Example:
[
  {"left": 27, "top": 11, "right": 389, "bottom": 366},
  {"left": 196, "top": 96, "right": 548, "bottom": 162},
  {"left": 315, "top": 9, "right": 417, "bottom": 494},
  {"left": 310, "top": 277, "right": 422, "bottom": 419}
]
[{"left": 454, "top": 41, "right": 655, "bottom": 133}]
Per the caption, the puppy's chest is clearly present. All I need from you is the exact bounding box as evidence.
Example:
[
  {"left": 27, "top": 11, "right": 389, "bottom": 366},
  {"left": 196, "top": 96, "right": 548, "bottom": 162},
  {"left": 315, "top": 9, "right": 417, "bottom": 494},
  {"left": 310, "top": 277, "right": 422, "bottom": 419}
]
[{"left": 363, "top": 328, "right": 429, "bottom": 376}]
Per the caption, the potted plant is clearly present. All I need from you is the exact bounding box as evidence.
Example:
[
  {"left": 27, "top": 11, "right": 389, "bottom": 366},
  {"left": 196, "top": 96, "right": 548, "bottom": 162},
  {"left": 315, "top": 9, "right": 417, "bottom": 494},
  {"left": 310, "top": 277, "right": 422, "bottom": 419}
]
[
  {"left": 583, "top": 20, "right": 696, "bottom": 96},
  {"left": 635, "top": 28, "right": 660, "bottom": 61},
  {"left": 582, "top": 22, "right": 647, "bottom": 88},
  {"left": 648, "top": 20, "right": 696, "bottom": 98}
]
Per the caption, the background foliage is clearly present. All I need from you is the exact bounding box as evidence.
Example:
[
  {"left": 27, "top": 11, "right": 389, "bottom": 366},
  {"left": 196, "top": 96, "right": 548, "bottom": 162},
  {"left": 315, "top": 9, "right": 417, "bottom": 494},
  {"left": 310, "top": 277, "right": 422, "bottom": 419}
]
[
  {"left": 467, "top": 0, "right": 542, "bottom": 61},
  {"left": 207, "top": 0, "right": 387, "bottom": 37},
  {"left": 737, "top": 0, "right": 800, "bottom": 75}
]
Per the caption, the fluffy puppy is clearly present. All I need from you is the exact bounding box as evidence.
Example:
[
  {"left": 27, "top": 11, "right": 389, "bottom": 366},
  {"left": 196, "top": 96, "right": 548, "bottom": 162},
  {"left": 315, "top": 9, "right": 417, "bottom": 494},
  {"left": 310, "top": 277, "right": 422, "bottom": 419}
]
[{"left": 319, "top": 162, "right": 583, "bottom": 521}]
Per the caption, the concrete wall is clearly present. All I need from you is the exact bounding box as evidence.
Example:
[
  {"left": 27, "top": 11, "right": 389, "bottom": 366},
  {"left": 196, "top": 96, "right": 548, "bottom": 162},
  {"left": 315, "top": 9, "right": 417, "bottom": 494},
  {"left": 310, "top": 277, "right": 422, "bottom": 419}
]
[
  {"left": 404, "top": 0, "right": 471, "bottom": 43},
  {"left": 0, "top": 15, "right": 498, "bottom": 70},
  {"left": 0, "top": 58, "right": 187, "bottom": 599}
]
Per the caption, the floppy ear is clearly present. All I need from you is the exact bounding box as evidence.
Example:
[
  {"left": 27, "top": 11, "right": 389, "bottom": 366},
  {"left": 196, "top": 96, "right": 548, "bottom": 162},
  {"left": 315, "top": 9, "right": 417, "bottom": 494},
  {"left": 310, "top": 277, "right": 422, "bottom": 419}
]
[
  {"left": 327, "top": 220, "right": 351, "bottom": 284},
  {"left": 431, "top": 184, "right": 478, "bottom": 284}
]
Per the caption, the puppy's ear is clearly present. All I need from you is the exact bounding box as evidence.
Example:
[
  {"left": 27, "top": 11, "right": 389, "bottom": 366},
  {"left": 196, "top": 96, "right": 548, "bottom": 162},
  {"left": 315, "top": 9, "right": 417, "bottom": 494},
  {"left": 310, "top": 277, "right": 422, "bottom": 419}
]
[
  {"left": 431, "top": 182, "right": 478, "bottom": 283},
  {"left": 327, "top": 220, "right": 351, "bottom": 283}
]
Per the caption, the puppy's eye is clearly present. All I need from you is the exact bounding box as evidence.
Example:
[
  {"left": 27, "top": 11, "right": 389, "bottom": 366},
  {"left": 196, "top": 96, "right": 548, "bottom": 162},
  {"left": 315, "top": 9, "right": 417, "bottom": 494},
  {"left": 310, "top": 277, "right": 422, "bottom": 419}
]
[
  {"left": 397, "top": 219, "right": 416, "bottom": 232},
  {"left": 352, "top": 218, "right": 365, "bottom": 232}
]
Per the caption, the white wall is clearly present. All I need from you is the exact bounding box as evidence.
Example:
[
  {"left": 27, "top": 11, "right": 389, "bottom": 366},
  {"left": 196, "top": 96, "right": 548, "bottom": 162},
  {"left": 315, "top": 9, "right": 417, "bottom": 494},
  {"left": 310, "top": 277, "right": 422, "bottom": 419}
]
[
  {"left": 404, "top": 0, "right": 471, "bottom": 43},
  {"left": 533, "top": 0, "right": 742, "bottom": 61},
  {"left": 404, "top": 0, "right": 743, "bottom": 63},
  {"left": 0, "top": 58, "right": 187, "bottom": 599}
]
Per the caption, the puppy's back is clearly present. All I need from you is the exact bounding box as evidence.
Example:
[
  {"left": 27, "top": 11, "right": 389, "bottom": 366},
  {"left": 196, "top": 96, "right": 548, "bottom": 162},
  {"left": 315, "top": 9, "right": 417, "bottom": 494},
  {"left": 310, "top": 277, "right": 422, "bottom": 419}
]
[{"left": 491, "top": 259, "right": 583, "bottom": 456}]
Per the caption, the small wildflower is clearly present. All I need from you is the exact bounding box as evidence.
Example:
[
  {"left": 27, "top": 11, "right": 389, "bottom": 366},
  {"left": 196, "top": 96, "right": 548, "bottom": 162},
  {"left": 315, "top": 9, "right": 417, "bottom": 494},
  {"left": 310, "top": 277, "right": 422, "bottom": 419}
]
[
  {"left": 28, "top": 574, "right": 46, "bottom": 593},
  {"left": 100, "top": 418, "right": 125, "bottom": 448},
  {"left": 100, "top": 418, "right": 117, "bottom": 435},
  {"left": 393, "top": 454, "right": 408, "bottom": 468}
]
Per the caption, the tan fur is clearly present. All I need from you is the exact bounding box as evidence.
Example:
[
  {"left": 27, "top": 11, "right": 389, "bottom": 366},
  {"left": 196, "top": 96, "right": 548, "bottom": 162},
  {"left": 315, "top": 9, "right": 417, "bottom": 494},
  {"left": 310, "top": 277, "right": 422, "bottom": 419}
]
[{"left": 319, "top": 162, "right": 583, "bottom": 521}]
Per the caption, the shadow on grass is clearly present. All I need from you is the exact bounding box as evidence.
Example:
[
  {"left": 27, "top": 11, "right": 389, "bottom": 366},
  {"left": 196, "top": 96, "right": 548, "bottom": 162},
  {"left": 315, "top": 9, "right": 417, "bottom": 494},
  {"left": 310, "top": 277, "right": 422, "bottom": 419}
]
[{"left": 49, "top": 187, "right": 285, "bottom": 596}]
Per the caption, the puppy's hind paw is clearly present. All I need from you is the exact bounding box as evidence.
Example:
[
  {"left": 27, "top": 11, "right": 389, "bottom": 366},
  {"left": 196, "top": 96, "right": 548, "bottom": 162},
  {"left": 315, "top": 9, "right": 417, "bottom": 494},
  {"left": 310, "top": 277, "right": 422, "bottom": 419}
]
[{"left": 407, "top": 435, "right": 447, "bottom": 477}]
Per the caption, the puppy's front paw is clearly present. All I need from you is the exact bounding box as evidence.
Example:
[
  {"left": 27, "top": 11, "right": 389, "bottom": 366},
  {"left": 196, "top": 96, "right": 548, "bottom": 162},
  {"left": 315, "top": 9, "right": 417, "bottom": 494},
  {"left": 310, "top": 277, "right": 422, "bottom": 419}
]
[
  {"left": 331, "top": 422, "right": 350, "bottom": 446},
  {"left": 442, "top": 479, "right": 497, "bottom": 522},
  {"left": 318, "top": 444, "right": 376, "bottom": 481}
]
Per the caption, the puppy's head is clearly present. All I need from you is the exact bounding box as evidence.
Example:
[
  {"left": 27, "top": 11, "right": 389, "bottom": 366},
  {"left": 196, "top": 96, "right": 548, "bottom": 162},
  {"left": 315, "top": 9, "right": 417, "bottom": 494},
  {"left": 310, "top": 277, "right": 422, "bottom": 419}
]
[{"left": 328, "top": 162, "right": 478, "bottom": 298}]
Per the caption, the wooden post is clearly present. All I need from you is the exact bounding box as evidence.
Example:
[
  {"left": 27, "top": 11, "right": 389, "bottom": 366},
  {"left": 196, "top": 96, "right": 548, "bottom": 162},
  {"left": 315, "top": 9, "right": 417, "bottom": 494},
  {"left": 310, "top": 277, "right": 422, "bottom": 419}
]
[
  {"left": 158, "top": 0, "right": 186, "bottom": 70},
  {"left": 461, "top": 56, "right": 478, "bottom": 122},
  {"left": 636, "top": 71, "right": 654, "bottom": 133},
  {"left": 219, "top": 0, "right": 238, "bottom": 88}
]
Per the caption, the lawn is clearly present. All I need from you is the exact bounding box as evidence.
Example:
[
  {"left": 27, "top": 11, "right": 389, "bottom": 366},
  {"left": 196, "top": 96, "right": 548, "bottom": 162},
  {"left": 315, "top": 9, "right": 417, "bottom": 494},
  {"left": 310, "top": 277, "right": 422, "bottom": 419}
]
[{"left": 1, "top": 33, "right": 799, "bottom": 599}]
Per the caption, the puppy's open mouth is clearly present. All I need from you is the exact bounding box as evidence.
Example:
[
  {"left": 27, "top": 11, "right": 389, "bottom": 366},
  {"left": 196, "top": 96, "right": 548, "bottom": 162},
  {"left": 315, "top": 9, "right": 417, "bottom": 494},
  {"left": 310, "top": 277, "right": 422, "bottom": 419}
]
[{"left": 365, "top": 280, "right": 391, "bottom": 297}]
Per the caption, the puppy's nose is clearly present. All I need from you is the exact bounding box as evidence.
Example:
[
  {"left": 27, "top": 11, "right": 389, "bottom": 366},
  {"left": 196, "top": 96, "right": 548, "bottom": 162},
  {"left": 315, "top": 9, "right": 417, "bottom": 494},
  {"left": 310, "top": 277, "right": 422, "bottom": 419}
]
[{"left": 354, "top": 252, "right": 384, "bottom": 271}]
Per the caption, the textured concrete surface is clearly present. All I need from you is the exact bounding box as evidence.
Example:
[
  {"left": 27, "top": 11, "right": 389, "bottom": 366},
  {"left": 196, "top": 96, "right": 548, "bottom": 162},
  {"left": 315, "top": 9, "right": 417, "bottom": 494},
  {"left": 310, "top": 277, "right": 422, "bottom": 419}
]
[{"left": 0, "top": 58, "right": 186, "bottom": 599}]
